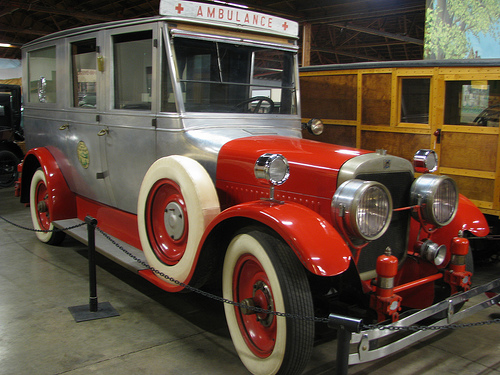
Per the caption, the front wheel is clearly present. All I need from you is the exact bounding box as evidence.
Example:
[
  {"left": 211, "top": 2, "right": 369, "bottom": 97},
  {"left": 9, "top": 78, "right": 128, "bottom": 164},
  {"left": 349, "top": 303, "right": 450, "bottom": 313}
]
[
  {"left": 222, "top": 228, "right": 314, "bottom": 375},
  {"left": 0, "top": 149, "right": 19, "bottom": 188},
  {"left": 29, "top": 169, "right": 65, "bottom": 245},
  {"left": 137, "top": 156, "right": 220, "bottom": 286}
]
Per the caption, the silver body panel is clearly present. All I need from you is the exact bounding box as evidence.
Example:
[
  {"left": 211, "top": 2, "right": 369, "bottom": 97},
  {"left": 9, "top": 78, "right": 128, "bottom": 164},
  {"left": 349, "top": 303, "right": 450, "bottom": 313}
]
[{"left": 22, "top": 18, "right": 302, "bottom": 214}]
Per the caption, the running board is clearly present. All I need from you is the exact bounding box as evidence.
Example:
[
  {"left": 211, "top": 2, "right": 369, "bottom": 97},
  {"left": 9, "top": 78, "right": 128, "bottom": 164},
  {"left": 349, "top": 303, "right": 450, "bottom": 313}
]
[
  {"left": 53, "top": 219, "right": 148, "bottom": 274},
  {"left": 349, "top": 277, "right": 500, "bottom": 364}
]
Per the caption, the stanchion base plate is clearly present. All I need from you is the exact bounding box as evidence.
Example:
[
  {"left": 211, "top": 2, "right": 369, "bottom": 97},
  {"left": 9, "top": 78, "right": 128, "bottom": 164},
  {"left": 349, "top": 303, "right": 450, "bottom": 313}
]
[{"left": 68, "top": 302, "right": 120, "bottom": 322}]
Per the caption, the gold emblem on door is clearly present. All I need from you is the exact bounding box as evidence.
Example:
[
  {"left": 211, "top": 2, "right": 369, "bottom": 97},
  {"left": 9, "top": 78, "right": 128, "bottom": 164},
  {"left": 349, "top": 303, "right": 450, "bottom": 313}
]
[{"left": 77, "top": 141, "right": 90, "bottom": 169}]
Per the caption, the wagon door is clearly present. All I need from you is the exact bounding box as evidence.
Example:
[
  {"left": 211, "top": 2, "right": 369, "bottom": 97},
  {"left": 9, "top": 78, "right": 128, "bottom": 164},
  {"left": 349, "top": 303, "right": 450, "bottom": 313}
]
[
  {"left": 438, "top": 74, "right": 500, "bottom": 216},
  {"left": 98, "top": 25, "right": 158, "bottom": 214}
]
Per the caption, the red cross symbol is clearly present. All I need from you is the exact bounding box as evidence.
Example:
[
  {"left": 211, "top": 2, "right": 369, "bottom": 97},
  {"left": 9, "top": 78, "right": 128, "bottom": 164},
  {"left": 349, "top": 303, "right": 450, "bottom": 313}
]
[
  {"left": 282, "top": 22, "right": 289, "bottom": 31},
  {"left": 175, "top": 3, "right": 184, "bottom": 14}
]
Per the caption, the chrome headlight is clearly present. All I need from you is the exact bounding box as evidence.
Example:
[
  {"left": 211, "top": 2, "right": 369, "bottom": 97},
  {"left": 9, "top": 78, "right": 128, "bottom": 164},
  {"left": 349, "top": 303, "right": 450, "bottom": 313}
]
[
  {"left": 332, "top": 179, "right": 393, "bottom": 241},
  {"left": 254, "top": 153, "right": 290, "bottom": 186},
  {"left": 303, "top": 118, "right": 324, "bottom": 136},
  {"left": 410, "top": 175, "right": 458, "bottom": 227},
  {"left": 413, "top": 149, "right": 438, "bottom": 173}
]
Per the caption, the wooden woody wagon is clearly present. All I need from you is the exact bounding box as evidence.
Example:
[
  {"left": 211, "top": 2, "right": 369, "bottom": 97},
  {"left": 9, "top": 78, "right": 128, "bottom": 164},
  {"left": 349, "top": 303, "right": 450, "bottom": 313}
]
[{"left": 300, "top": 60, "right": 500, "bottom": 257}]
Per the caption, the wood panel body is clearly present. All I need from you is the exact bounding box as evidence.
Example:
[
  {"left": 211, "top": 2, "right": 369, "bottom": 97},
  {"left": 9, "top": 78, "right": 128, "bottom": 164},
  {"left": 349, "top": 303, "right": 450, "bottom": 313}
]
[{"left": 300, "top": 63, "right": 500, "bottom": 216}]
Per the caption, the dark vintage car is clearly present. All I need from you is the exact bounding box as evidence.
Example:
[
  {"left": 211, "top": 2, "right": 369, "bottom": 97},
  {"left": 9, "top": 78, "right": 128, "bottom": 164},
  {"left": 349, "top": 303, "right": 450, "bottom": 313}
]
[{"left": 0, "top": 84, "right": 24, "bottom": 187}]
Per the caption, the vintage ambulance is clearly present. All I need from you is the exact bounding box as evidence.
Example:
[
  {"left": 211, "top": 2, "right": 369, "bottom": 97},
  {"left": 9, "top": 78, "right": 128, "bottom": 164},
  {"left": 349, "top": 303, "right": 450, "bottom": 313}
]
[{"left": 17, "top": 1, "right": 492, "bottom": 374}]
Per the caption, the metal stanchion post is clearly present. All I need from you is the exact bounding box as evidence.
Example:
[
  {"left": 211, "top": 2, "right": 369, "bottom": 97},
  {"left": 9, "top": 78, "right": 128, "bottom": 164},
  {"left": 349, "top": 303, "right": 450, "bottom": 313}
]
[
  {"left": 86, "top": 216, "right": 98, "bottom": 312},
  {"left": 328, "top": 313, "right": 363, "bottom": 375},
  {"left": 68, "top": 216, "right": 119, "bottom": 322}
]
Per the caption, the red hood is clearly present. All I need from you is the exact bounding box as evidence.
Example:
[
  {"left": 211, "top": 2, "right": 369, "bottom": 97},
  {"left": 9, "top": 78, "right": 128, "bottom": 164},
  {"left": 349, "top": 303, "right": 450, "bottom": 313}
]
[{"left": 216, "top": 135, "right": 370, "bottom": 199}]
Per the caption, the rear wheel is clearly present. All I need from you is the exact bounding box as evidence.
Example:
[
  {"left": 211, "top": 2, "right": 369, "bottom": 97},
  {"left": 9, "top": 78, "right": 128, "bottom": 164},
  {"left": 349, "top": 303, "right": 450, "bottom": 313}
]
[
  {"left": 29, "top": 169, "right": 65, "bottom": 245},
  {"left": 223, "top": 228, "right": 314, "bottom": 375}
]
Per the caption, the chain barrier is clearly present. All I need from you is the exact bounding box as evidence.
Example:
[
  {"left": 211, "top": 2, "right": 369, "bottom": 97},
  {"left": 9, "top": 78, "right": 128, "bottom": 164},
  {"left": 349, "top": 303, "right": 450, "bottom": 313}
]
[
  {"left": 363, "top": 319, "right": 500, "bottom": 332},
  {"left": 1, "top": 213, "right": 499, "bottom": 332},
  {"left": 95, "top": 227, "right": 500, "bottom": 331},
  {"left": 0, "top": 214, "right": 86, "bottom": 232},
  {"left": 95, "top": 227, "right": 330, "bottom": 324}
]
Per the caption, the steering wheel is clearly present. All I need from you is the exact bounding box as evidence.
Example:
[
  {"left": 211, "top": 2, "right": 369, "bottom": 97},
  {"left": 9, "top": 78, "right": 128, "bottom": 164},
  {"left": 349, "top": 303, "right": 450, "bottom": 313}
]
[{"left": 232, "top": 96, "right": 275, "bottom": 113}]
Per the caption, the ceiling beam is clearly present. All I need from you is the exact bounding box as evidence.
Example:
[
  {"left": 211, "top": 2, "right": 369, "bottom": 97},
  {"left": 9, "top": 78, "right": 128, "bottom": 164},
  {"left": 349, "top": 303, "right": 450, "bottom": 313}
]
[
  {"left": 0, "top": 1, "right": 115, "bottom": 22},
  {"left": 0, "top": 25, "right": 49, "bottom": 37},
  {"left": 302, "top": 3, "right": 424, "bottom": 24},
  {"left": 310, "top": 47, "right": 387, "bottom": 62},
  {"left": 330, "top": 22, "right": 423, "bottom": 45}
]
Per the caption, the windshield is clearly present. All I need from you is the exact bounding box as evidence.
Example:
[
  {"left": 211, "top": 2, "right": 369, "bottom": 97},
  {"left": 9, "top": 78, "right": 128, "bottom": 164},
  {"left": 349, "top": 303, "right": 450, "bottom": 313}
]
[{"left": 172, "top": 36, "right": 297, "bottom": 114}]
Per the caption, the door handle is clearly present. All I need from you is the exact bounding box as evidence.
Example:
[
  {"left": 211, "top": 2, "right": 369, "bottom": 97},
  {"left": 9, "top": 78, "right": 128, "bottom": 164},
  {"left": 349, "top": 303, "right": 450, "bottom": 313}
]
[
  {"left": 97, "top": 128, "right": 109, "bottom": 136},
  {"left": 433, "top": 129, "right": 441, "bottom": 144}
]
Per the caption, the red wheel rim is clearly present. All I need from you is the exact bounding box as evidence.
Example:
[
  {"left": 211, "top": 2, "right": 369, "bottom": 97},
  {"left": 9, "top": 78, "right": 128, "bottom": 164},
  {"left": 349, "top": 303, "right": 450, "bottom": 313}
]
[
  {"left": 146, "top": 179, "right": 188, "bottom": 265},
  {"left": 233, "top": 254, "right": 277, "bottom": 358},
  {"left": 35, "top": 180, "right": 51, "bottom": 230}
]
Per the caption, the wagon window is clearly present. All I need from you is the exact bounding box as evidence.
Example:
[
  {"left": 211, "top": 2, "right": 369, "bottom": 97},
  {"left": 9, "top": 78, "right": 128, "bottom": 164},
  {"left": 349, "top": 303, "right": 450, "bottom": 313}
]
[
  {"left": 113, "top": 30, "right": 153, "bottom": 110},
  {"left": 71, "top": 39, "right": 97, "bottom": 108},
  {"left": 400, "top": 78, "right": 430, "bottom": 124},
  {"left": 28, "top": 46, "right": 57, "bottom": 103},
  {"left": 445, "top": 80, "right": 500, "bottom": 127}
]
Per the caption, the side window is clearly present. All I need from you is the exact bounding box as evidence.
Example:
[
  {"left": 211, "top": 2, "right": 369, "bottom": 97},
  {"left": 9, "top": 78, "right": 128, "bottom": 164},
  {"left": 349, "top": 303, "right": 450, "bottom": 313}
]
[
  {"left": 71, "top": 39, "right": 97, "bottom": 108},
  {"left": 445, "top": 80, "right": 500, "bottom": 127},
  {"left": 400, "top": 78, "right": 430, "bottom": 124},
  {"left": 28, "top": 46, "right": 57, "bottom": 103},
  {"left": 113, "top": 30, "right": 152, "bottom": 110}
]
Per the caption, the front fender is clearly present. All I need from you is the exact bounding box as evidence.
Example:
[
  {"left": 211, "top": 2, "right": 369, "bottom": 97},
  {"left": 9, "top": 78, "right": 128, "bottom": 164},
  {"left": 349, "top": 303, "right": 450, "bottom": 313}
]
[
  {"left": 409, "top": 194, "right": 489, "bottom": 261},
  {"left": 204, "top": 200, "right": 352, "bottom": 277},
  {"left": 432, "top": 194, "right": 489, "bottom": 240},
  {"left": 21, "top": 147, "right": 76, "bottom": 220}
]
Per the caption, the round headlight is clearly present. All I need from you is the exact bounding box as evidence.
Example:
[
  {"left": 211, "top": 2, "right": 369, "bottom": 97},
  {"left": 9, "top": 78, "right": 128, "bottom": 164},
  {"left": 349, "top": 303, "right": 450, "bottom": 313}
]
[
  {"left": 254, "top": 153, "right": 290, "bottom": 186},
  {"left": 332, "top": 179, "right": 393, "bottom": 241},
  {"left": 304, "top": 118, "right": 324, "bottom": 136},
  {"left": 410, "top": 175, "right": 458, "bottom": 227}
]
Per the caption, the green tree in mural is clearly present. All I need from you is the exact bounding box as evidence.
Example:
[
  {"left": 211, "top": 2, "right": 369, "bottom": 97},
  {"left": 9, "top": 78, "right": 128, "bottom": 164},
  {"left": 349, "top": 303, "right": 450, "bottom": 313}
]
[{"left": 425, "top": 0, "right": 500, "bottom": 59}]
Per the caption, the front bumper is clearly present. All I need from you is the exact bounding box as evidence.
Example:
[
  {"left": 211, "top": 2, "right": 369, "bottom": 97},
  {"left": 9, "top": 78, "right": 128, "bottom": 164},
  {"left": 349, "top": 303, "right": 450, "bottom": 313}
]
[{"left": 349, "top": 277, "right": 500, "bottom": 364}]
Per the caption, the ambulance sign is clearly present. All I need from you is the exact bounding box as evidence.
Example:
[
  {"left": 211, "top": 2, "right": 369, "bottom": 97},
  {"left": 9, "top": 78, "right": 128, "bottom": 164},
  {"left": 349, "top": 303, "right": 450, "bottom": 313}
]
[{"left": 160, "top": 0, "right": 299, "bottom": 38}]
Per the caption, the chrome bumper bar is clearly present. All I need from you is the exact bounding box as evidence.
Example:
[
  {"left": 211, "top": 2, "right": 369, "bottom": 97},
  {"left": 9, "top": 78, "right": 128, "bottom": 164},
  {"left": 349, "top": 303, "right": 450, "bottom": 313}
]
[{"left": 349, "top": 277, "right": 500, "bottom": 364}]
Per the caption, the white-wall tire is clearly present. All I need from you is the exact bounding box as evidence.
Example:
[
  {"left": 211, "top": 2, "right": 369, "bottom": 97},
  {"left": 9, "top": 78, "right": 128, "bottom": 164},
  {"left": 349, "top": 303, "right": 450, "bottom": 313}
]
[
  {"left": 137, "top": 156, "right": 220, "bottom": 285},
  {"left": 29, "top": 169, "right": 65, "bottom": 245},
  {"left": 222, "top": 228, "right": 314, "bottom": 375}
]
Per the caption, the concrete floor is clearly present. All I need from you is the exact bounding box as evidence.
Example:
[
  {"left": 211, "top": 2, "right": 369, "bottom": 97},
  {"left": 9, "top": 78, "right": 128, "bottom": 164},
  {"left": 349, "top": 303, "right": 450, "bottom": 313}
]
[{"left": 1, "top": 185, "right": 500, "bottom": 375}]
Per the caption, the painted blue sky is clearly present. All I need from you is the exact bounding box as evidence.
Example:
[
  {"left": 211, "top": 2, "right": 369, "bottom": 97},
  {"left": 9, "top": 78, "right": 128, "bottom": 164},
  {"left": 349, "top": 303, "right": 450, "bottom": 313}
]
[{"left": 466, "top": 23, "right": 500, "bottom": 58}]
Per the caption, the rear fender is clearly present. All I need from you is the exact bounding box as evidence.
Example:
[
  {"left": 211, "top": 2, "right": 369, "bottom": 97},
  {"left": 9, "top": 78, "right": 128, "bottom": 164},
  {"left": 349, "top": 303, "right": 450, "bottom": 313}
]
[
  {"left": 203, "top": 200, "right": 352, "bottom": 277},
  {"left": 20, "top": 147, "right": 76, "bottom": 220}
]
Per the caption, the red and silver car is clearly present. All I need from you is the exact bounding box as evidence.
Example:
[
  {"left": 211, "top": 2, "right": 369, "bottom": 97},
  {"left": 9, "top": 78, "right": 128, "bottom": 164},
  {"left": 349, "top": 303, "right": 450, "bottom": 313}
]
[{"left": 17, "top": 1, "right": 494, "bottom": 374}]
